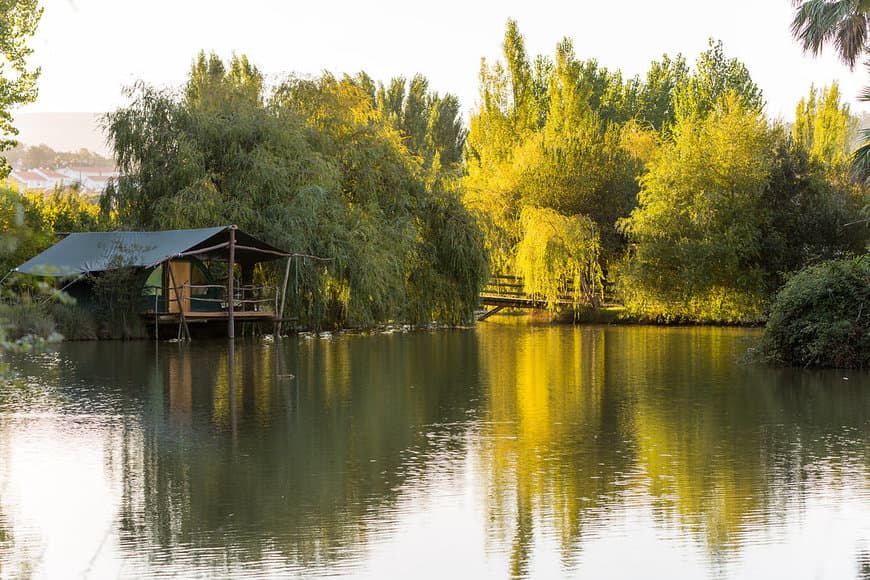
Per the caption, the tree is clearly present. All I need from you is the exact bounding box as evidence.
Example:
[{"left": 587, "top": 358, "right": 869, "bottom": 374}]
[
  {"left": 673, "top": 39, "right": 764, "bottom": 120},
  {"left": 759, "top": 132, "right": 865, "bottom": 289},
  {"left": 636, "top": 54, "right": 689, "bottom": 132},
  {"left": 465, "top": 20, "right": 650, "bottom": 287},
  {"left": 617, "top": 93, "right": 773, "bottom": 322},
  {"left": 792, "top": 0, "right": 870, "bottom": 182},
  {"left": 362, "top": 73, "right": 466, "bottom": 171},
  {"left": 793, "top": 82, "right": 855, "bottom": 169},
  {"left": 0, "top": 0, "right": 42, "bottom": 178},
  {"left": 514, "top": 207, "right": 603, "bottom": 309},
  {"left": 104, "top": 54, "right": 487, "bottom": 328}
]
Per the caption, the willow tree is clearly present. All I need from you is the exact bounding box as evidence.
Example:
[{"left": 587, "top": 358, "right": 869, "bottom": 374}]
[
  {"left": 515, "top": 207, "right": 603, "bottom": 309},
  {"left": 104, "top": 54, "right": 486, "bottom": 328}
]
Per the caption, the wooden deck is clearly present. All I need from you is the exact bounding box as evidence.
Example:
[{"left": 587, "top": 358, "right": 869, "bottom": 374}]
[
  {"left": 141, "top": 309, "right": 284, "bottom": 340},
  {"left": 143, "top": 310, "right": 277, "bottom": 323}
]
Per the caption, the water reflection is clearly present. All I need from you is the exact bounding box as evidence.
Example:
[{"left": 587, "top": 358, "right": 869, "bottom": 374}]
[
  {"left": 474, "top": 323, "right": 870, "bottom": 578},
  {"left": 0, "top": 324, "right": 868, "bottom": 578}
]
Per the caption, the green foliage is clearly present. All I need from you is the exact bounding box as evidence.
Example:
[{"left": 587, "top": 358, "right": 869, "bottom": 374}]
[
  {"left": 617, "top": 93, "right": 772, "bottom": 322},
  {"left": 406, "top": 181, "right": 489, "bottom": 324},
  {"left": 636, "top": 54, "right": 689, "bottom": 132},
  {"left": 759, "top": 131, "right": 867, "bottom": 290},
  {"left": 103, "top": 54, "right": 487, "bottom": 328},
  {"left": 514, "top": 109, "right": 639, "bottom": 259},
  {"left": 0, "top": 0, "right": 42, "bottom": 178},
  {"left": 0, "top": 185, "right": 104, "bottom": 274},
  {"left": 48, "top": 302, "right": 97, "bottom": 340},
  {"left": 673, "top": 39, "right": 764, "bottom": 120},
  {"left": 515, "top": 207, "right": 603, "bottom": 310},
  {"left": 791, "top": 1, "right": 870, "bottom": 184},
  {"left": 92, "top": 261, "right": 149, "bottom": 339},
  {"left": 793, "top": 83, "right": 855, "bottom": 169},
  {"left": 0, "top": 272, "right": 67, "bottom": 357},
  {"left": 0, "top": 187, "right": 51, "bottom": 273},
  {"left": 465, "top": 21, "right": 646, "bottom": 285},
  {"left": 0, "top": 301, "right": 57, "bottom": 343},
  {"left": 761, "top": 255, "right": 870, "bottom": 368},
  {"left": 466, "top": 22, "right": 774, "bottom": 321}
]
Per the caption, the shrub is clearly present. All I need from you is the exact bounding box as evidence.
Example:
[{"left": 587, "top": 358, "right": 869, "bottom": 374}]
[
  {"left": 49, "top": 303, "right": 98, "bottom": 341},
  {"left": 761, "top": 255, "right": 869, "bottom": 368}
]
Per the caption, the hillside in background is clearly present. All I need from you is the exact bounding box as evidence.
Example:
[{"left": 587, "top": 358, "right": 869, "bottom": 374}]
[{"left": 9, "top": 112, "right": 110, "bottom": 157}]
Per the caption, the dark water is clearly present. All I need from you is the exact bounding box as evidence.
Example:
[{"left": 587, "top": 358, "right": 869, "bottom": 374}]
[{"left": 0, "top": 321, "right": 868, "bottom": 579}]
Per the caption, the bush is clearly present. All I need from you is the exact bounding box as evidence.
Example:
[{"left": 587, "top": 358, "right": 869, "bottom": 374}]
[
  {"left": 0, "top": 301, "right": 63, "bottom": 355},
  {"left": 761, "top": 255, "right": 869, "bottom": 368},
  {"left": 49, "top": 303, "right": 98, "bottom": 341},
  {"left": 91, "top": 266, "right": 148, "bottom": 340}
]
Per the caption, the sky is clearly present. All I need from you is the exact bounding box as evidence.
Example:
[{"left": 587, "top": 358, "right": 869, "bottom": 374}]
[{"left": 15, "top": 0, "right": 870, "bottom": 123}]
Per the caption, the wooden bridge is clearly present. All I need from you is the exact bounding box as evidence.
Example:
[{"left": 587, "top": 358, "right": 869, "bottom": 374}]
[{"left": 478, "top": 275, "right": 583, "bottom": 321}]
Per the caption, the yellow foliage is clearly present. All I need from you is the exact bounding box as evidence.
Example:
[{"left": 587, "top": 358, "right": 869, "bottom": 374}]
[{"left": 515, "top": 206, "right": 603, "bottom": 309}]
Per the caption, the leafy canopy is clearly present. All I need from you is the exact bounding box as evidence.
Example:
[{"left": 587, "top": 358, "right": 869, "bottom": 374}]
[
  {"left": 0, "top": 0, "right": 42, "bottom": 178},
  {"left": 103, "top": 53, "right": 487, "bottom": 328}
]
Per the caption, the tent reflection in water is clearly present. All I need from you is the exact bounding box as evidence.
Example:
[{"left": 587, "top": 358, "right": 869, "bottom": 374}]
[{"left": 14, "top": 225, "right": 298, "bottom": 339}]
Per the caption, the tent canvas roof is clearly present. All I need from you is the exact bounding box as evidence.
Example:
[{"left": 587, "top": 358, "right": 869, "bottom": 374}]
[{"left": 14, "top": 226, "right": 290, "bottom": 278}]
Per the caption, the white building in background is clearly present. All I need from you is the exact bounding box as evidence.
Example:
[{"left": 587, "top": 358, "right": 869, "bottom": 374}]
[
  {"left": 82, "top": 174, "right": 112, "bottom": 193},
  {"left": 58, "top": 165, "right": 119, "bottom": 194},
  {"left": 7, "top": 170, "right": 52, "bottom": 191},
  {"left": 5, "top": 166, "right": 119, "bottom": 195},
  {"left": 58, "top": 165, "right": 119, "bottom": 182},
  {"left": 33, "top": 168, "right": 70, "bottom": 190}
]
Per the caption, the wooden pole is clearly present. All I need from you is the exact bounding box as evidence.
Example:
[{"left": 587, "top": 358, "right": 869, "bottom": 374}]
[
  {"left": 166, "top": 261, "right": 191, "bottom": 342},
  {"left": 276, "top": 256, "right": 292, "bottom": 337},
  {"left": 228, "top": 225, "right": 236, "bottom": 340}
]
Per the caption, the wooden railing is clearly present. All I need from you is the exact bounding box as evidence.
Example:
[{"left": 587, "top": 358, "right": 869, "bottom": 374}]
[
  {"left": 142, "top": 283, "right": 279, "bottom": 313},
  {"left": 478, "top": 274, "right": 613, "bottom": 320},
  {"left": 481, "top": 275, "right": 580, "bottom": 304},
  {"left": 183, "top": 283, "right": 278, "bottom": 313}
]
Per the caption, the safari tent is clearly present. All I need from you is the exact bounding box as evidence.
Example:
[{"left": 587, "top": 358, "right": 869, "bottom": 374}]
[{"left": 14, "top": 225, "right": 296, "bottom": 338}]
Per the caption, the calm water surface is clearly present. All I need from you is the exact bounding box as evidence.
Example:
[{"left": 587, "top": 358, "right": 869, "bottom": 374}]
[{"left": 0, "top": 321, "right": 868, "bottom": 579}]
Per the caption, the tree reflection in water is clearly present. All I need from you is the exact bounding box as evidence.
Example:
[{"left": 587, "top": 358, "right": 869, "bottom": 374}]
[{"left": 0, "top": 325, "right": 867, "bottom": 578}]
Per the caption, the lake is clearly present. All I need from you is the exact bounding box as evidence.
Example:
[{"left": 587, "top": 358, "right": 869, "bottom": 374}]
[{"left": 0, "top": 321, "right": 868, "bottom": 579}]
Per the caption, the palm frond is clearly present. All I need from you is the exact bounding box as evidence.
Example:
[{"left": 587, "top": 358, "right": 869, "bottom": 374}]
[
  {"left": 792, "top": 0, "right": 869, "bottom": 69},
  {"left": 835, "top": 11, "right": 869, "bottom": 67}
]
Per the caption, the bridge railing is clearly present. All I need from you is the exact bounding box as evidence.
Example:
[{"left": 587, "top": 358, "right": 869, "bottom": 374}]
[
  {"left": 482, "top": 275, "right": 581, "bottom": 304},
  {"left": 482, "top": 275, "right": 526, "bottom": 298},
  {"left": 482, "top": 274, "right": 614, "bottom": 305}
]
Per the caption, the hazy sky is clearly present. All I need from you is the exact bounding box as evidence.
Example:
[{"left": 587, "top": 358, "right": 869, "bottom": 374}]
[{"left": 17, "top": 0, "right": 870, "bottom": 121}]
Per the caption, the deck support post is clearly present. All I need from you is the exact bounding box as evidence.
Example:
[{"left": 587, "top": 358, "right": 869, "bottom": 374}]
[
  {"left": 276, "top": 256, "right": 292, "bottom": 337},
  {"left": 228, "top": 225, "right": 237, "bottom": 340},
  {"left": 166, "top": 261, "right": 191, "bottom": 341}
]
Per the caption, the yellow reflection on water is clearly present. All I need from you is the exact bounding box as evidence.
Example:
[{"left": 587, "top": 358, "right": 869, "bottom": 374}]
[{"left": 477, "top": 322, "right": 611, "bottom": 576}]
